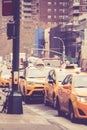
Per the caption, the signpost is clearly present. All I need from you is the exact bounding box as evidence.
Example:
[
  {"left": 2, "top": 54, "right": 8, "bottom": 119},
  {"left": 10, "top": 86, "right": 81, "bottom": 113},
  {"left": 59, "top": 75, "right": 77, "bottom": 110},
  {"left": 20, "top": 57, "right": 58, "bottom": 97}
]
[{"left": 2, "top": 0, "right": 23, "bottom": 114}]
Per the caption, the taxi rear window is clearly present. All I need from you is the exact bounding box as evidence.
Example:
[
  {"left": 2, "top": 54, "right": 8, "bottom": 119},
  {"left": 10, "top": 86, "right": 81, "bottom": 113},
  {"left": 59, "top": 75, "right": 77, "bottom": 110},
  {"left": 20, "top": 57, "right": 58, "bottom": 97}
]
[{"left": 65, "top": 65, "right": 75, "bottom": 69}]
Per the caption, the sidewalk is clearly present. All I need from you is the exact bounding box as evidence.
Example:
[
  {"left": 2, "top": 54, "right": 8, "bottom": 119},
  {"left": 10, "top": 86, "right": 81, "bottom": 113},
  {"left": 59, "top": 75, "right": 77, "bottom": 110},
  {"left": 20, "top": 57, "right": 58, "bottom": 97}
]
[
  {"left": 0, "top": 89, "right": 65, "bottom": 130},
  {"left": 0, "top": 96, "right": 56, "bottom": 130},
  {"left": 0, "top": 108, "right": 63, "bottom": 130}
]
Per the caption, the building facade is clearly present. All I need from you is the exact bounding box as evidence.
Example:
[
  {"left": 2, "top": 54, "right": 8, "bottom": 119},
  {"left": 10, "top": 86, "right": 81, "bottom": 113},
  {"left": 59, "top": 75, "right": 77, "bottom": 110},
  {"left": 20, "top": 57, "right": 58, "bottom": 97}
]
[
  {"left": 39, "top": 0, "right": 69, "bottom": 27},
  {"left": 68, "top": 0, "right": 87, "bottom": 24},
  {"left": 0, "top": 0, "right": 87, "bottom": 58},
  {"left": 49, "top": 0, "right": 87, "bottom": 61},
  {"left": 0, "top": 1, "right": 12, "bottom": 58}
]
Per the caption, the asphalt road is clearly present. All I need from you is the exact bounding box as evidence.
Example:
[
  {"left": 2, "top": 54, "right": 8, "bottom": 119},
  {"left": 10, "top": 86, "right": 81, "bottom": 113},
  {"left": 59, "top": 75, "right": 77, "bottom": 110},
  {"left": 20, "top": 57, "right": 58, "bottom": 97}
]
[
  {"left": 0, "top": 89, "right": 87, "bottom": 130},
  {"left": 24, "top": 102, "right": 87, "bottom": 130}
]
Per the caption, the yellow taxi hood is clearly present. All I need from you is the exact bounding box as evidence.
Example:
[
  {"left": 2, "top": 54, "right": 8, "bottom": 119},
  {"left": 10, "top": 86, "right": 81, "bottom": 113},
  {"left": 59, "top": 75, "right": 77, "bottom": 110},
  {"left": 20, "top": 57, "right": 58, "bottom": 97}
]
[
  {"left": 26, "top": 77, "right": 46, "bottom": 84},
  {"left": 75, "top": 88, "right": 87, "bottom": 96}
]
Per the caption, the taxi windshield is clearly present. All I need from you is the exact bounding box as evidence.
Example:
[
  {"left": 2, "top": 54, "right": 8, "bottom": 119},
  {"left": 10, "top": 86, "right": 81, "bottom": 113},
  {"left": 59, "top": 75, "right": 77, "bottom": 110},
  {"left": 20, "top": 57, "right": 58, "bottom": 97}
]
[
  {"left": 57, "top": 69, "right": 72, "bottom": 83},
  {"left": 58, "top": 71, "right": 68, "bottom": 83},
  {"left": 27, "top": 68, "right": 50, "bottom": 78},
  {"left": 74, "top": 75, "right": 87, "bottom": 88}
]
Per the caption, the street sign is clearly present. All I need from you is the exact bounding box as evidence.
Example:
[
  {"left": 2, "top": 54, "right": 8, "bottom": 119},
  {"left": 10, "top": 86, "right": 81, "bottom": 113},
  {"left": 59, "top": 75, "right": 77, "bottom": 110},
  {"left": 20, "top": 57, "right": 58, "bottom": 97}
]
[{"left": 2, "top": 0, "right": 13, "bottom": 16}]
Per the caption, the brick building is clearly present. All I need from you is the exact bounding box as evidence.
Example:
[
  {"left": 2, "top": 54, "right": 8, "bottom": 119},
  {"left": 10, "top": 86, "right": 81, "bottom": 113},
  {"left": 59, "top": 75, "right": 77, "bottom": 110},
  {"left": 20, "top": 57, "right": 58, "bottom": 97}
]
[{"left": 0, "top": 0, "right": 87, "bottom": 58}]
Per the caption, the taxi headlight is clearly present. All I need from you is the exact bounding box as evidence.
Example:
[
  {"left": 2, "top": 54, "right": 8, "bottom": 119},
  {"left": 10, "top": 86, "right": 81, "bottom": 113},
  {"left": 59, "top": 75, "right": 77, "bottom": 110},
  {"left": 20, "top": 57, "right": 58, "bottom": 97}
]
[
  {"left": 2, "top": 77, "right": 9, "bottom": 80},
  {"left": 76, "top": 96, "right": 87, "bottom": 103}
]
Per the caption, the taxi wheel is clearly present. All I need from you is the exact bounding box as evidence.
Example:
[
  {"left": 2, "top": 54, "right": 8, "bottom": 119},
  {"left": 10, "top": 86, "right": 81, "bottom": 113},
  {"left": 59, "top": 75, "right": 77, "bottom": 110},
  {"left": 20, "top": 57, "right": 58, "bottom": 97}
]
[
  {"left": 23, "top": 86, "right": 25, "bottom": 94},
  {"left": 69, "top": 103, "right": 76, "bottom": 123},
  {"left": 22, "top": 86, "right": 26, "bottom": 101},
  {"left": 44, "top": 95, "right": 49, "bottom": 106},
  {"left": 56, "top": 98, "right": 64, "bottom": 116},
  {"left": 53, "top": 96, "right": 57, "bottom": 109},
  {"left": 24, "top": 96, "right": 30, "bottom": 104}
]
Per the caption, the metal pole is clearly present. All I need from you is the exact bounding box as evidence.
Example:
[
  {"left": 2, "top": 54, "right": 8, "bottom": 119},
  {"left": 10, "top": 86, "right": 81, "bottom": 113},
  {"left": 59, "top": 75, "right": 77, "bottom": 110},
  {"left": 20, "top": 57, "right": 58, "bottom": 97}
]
[
  {"left": 53, "top": 36, "right": 65, "bottom": 62},
  {"left": 7, "top": 0, "right": 23, "bottom": 114},
  {"left": 12, "top": 0, "right": 20, "bottom": 91}
]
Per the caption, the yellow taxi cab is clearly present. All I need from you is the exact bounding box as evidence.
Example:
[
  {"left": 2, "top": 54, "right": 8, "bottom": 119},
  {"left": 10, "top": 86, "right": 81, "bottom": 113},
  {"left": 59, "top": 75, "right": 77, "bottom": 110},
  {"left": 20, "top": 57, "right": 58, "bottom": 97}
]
[
  {"left": 44, "top": 68, "right": 71, "bottom": 108},
  {"left": 19, "top": 64, "right": 51, "bottom": 103},
  {"left": 0, "top": 69, "right": 11, "bottom": 88},
  {"left": 63, "top": 63, "right": 78, "bottom": 73},
  {"left": 56, "top": 71, "right": 87, "bottom": 122}
]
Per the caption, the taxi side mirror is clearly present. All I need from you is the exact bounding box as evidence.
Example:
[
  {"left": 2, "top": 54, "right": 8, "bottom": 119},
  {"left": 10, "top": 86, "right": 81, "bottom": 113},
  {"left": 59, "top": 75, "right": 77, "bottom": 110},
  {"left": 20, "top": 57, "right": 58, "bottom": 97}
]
[
  {"left": 48, "top": 79, "right": 56, "bottom": 84},
  {"left": 19, "top": 76, "right": 25, "bottom": 79}
]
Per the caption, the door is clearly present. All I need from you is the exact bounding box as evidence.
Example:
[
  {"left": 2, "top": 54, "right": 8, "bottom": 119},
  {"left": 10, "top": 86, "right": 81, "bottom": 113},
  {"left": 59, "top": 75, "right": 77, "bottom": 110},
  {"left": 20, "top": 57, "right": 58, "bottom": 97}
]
[
  {"left": 47, "top": 70, "right": 56, "bottom": 102},
  {"left": 58, "top": 74, "right": 72, "bottom": 112}
]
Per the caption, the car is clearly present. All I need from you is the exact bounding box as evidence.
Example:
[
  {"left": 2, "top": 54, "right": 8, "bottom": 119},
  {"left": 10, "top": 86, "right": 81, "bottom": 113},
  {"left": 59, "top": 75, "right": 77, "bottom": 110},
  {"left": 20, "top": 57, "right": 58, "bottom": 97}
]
[
  {"left": 56, "top": 71, "right": 87, "bottom": 122},
  {"left": 44, "top": 68, "right": 71, "bottom": 108},
  {"left": 19, "top": 64, "right": 51, "bottom": 103},
  {"left": 0, "top": 69, "right": 11, "bottom": 88}
]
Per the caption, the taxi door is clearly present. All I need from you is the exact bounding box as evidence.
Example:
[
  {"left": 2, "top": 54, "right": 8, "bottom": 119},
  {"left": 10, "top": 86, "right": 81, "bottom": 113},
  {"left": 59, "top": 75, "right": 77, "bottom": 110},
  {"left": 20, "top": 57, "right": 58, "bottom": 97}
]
[
  {"left": 47, "top": 70, "right": 56, "bottom": 102},
  {"left": 58, "top": 74, "right": 72, "bottom": 112}
]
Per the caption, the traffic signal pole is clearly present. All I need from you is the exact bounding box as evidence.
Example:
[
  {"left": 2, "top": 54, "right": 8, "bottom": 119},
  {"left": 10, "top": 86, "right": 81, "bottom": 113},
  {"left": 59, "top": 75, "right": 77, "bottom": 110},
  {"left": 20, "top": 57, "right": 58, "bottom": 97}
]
[
  {"left": 12, "top": 0, "right": 20, "bottom": 91},
  {"left": 7, "top": 0, "right": 23, "bottom": 114}
]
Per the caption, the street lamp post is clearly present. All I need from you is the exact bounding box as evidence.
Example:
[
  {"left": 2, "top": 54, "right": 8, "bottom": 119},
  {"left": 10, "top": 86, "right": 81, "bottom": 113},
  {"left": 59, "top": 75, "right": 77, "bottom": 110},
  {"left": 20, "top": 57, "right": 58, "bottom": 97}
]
[{"left": 53, "top": 36, "right": 65, "bottom": 62}]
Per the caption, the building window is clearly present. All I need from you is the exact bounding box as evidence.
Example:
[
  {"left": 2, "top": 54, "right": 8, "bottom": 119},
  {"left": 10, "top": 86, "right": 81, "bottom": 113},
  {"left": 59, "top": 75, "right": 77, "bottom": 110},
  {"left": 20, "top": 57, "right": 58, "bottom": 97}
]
[
  {"left": 48, "top": 2, "right": 51, "bottom": 5},
  {"left": 74, "top": 0, "right": 79, "bottom": 2},
  {"left": 23, "top": 5, "right": 31, "bottom": 8},
  {"left": 54, "top": 2, "right": 57, "bottom": 5},
  {"left": 36, "top": 3, "right": 39, "bottom": 7},
  {"left": 63, "top": 2, "right": 68, "bottom": 7},
  {"left": 37, "top": 9, "right": 39, "bottom": 13},
  {"left": 54, "top": 9, "right": 57, "bottom": 12},
  {"left": 59, "top": 15, "right": 63, "bottom": 18},
  {"left": 59, "top": 9, "right": 63, "bottom": 12},
  {"left": 48, "top": 8, "right": 52, "bottom": 12},
  {"left": 24, "top": 10, "right": 32, "bottom": 13},
  {"left": 53, "top": 22, "right": 57, "bottom": 25},
  {"left": 59, "top": 22, "right": 62, "bottom": 25},
  {"left": 82, "top": 6, "right": 87, "bottom": 11},
  {"left": 83, "top": 0, "right": 87, "bottom": 4},
  {"left": 48, "top": 15, "right": 51, "bottom": 19},
  {"left": 54, "top": 15, "right": 57, "bottom": 19},
  {"left": 59, "top": 2, "right": 62, "bottom": 5},
  {"left": 24, "top": 0, "right": 32, "bottom": 2},
  {"left": 24, "top": 16, "right": 31, "bottom": 18},
  {"left": 48, "top": 22, "right": 51, "bottom": 24}
]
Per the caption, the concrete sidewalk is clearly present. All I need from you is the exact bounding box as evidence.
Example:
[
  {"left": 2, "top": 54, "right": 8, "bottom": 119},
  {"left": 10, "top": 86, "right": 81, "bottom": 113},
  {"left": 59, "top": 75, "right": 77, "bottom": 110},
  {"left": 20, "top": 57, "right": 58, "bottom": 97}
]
[
  {"left": 0, "top": 89, "right": 66, "bottom": 130},
  {"left": 0, "top": 110, "right": 63, "bottom": 130}
]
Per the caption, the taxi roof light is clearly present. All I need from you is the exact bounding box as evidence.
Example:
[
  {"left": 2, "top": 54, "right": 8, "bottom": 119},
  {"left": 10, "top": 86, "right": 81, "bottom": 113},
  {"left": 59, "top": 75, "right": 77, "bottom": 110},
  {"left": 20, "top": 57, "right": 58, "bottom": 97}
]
[{"left": 74, "top": 68, "right": 81, "bottom": 74}]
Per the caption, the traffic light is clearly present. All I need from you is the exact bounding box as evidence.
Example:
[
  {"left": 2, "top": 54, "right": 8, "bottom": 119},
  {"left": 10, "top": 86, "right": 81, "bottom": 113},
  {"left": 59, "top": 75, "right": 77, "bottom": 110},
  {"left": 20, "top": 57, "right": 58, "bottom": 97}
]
[
  {"left": 7, "top": 21, "right": 15, "bottom": 39},
  {"left": 2, "top": 0, "right": 13, "bottom": 16}
]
